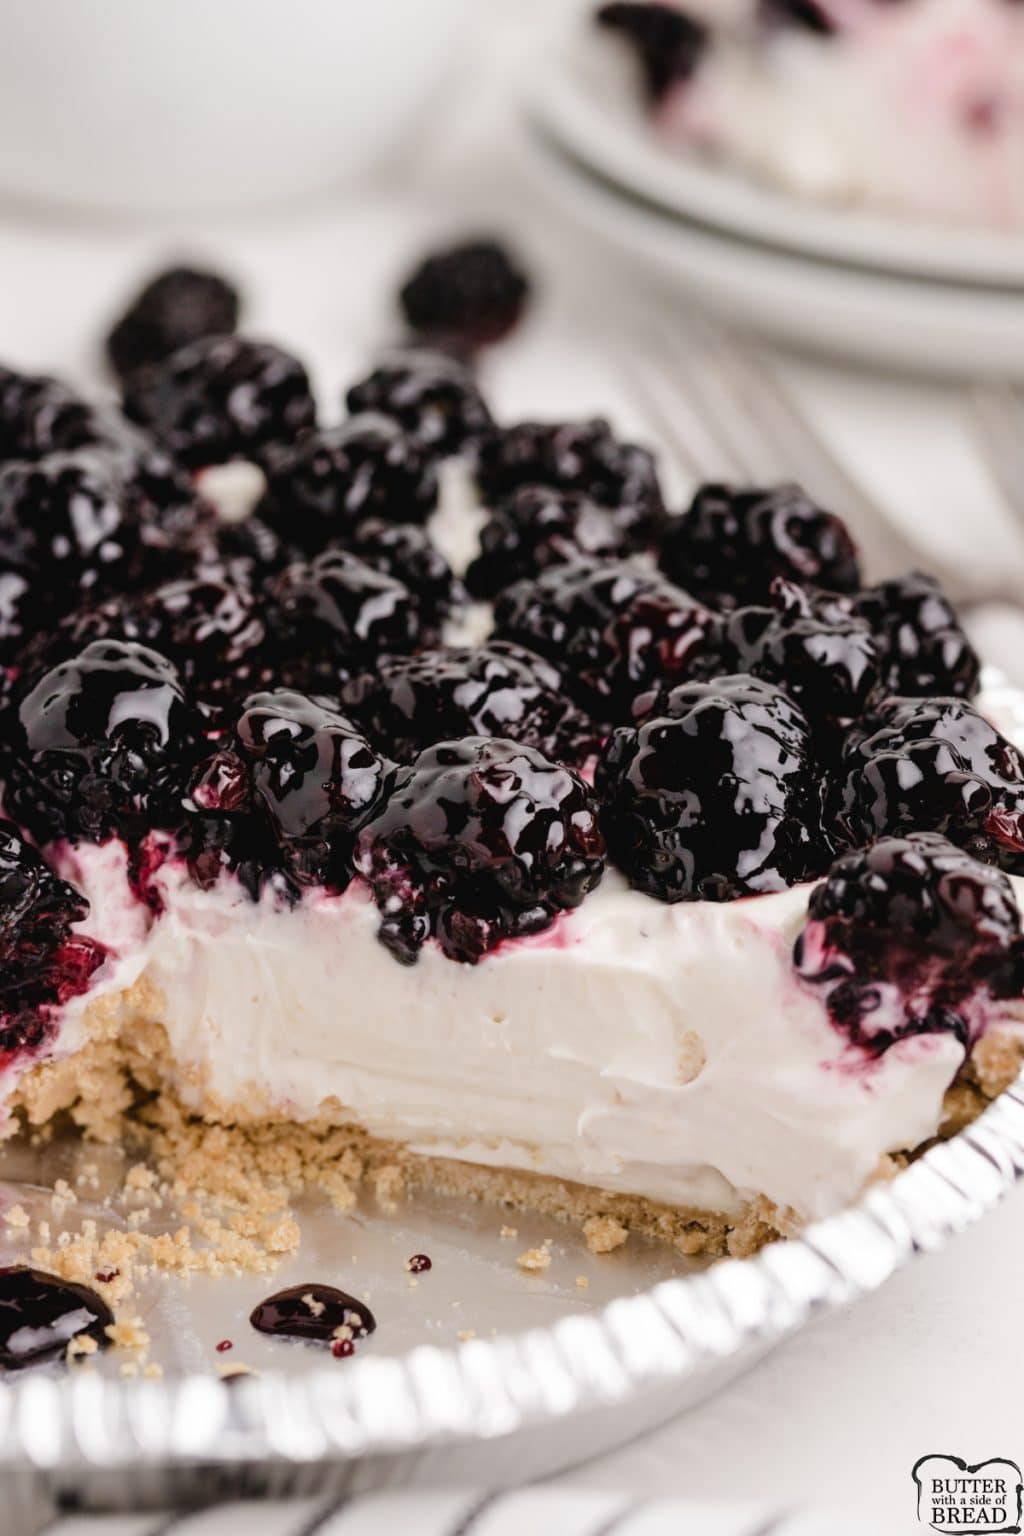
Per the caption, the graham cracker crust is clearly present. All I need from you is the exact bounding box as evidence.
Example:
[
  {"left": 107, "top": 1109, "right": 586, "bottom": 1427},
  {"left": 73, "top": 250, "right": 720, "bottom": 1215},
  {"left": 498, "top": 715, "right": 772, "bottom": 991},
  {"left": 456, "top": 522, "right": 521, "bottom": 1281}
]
[{"left": 3, "top": 982, "right": 1022, "bottom": 1324}]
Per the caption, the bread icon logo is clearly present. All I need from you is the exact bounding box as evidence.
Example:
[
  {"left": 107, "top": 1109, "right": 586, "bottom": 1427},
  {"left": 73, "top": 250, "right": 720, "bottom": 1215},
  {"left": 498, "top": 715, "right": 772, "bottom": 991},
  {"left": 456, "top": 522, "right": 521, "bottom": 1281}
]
[{"left": 913, "top": 1455, "right": 1023, "bottom": 1531}]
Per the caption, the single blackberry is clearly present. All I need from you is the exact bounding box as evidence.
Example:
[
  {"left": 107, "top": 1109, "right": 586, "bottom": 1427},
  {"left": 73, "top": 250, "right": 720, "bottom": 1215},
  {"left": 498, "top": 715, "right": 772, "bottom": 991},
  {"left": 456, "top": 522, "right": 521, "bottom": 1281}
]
[
  {"left": 493, "top": 558, "right": 718, "bottom": 722},
  {"left": 188, "top": 689, "right": 391, "bottom": 896},
  {"left": 477, "top": 419, "right": 665, "bottom": 540},
  {"left": 346, "top": 518, "right": 462, "bottom": 626},
  {"left": 596, "top": 674, "right": 829, "bottom": 901},
  {"left": 355, "top": 736, "right": 605, "bottom": 964},
  {"left": 596, "top": 3, "right": 709, "bottom": 100},
  {"left": 660, "top": 483, "right": 861, "bottom": 608},
  {"left": 106, "top": 265, "right": 241, "bottom": 381},
  {"left": 258, "top": 415, "right": 437, "bottom": 551},
  {"left": 0, "top": 366, "right": 100, "bottom": 462},
  {"left": 466, "top": 484, "right": 657, "bottom": 600},
  {"left": 852, "top": 572, "right": 980, "bottom": 700},
  {"left": 5, "top": 639, "right": 203, "bottom": 845},
  {"left": 703, "top": 595, "right": 881, "bottom": 730},
  {"left": 345, "top": 348, "right": 494, "bottom": 458},
  {"left": 123, "top": 335, "right": 316, "bottom": 468},
  {"left": 343, "top": 641, "right": 597, "bottom": 766},
  {"left": 398, "top": 238, "right": 530, "bottom": 351},
  {"left": 268, "top": 548, "right": 423, "bottom": 694},
  {"left": 837, "top": 696, "right": 1024, "bottom": 870},
  {"left": 794, "top": 833, "right": 1024, "bottom": 1057}
]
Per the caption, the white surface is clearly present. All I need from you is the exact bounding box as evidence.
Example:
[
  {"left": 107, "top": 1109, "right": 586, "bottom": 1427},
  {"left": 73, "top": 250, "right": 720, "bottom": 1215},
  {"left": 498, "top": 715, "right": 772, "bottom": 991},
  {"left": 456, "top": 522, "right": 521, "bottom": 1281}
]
[{"left": 0, "top": 5, "right": 1022, "bottom": 1525}]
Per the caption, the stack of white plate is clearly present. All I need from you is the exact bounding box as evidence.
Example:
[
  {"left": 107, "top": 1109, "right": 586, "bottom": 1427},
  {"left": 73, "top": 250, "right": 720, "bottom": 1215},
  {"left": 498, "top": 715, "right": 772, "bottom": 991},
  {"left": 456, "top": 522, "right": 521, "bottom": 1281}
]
[{"left": 526, "top": 25, "right": 1024, "bottom": 376}]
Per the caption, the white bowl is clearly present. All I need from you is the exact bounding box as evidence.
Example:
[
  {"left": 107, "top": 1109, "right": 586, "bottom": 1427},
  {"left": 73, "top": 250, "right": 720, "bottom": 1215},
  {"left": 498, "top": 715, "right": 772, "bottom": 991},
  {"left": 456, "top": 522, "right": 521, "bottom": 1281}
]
[{"left": 0, "top": 0, "right": 473, "bottom": 215}]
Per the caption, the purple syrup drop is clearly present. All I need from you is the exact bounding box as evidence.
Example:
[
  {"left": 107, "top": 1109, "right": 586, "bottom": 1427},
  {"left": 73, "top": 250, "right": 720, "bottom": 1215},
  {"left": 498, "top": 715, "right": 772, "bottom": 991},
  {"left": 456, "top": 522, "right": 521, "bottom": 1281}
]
[
  {"left": 249, "top": 1283, "right": 376, "bottom": 1346},
  {"left": 407, "top": 1253, "right": 432, "bottom": 1274},
  {"left": 0, "top": 1265, "right": 114, "bottom": 1370}
]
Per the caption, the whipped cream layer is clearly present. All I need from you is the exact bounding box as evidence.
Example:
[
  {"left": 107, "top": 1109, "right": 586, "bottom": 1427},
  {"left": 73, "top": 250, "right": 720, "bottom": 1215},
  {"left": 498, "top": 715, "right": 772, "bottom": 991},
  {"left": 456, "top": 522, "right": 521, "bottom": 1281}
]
[
  {"left": 659, "top": 0, "right": 1024, "bottom": 227},
  {"left": 43, "top": 841, "right": 1020, "bottom": 1226}
]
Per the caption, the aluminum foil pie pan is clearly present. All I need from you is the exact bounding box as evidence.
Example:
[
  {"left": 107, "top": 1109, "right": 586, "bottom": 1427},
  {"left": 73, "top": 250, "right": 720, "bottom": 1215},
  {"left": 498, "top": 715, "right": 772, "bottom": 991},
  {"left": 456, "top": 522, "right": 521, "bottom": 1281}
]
[{"left": 3, "top": 672, "right": 1024, "bottom": 1519}]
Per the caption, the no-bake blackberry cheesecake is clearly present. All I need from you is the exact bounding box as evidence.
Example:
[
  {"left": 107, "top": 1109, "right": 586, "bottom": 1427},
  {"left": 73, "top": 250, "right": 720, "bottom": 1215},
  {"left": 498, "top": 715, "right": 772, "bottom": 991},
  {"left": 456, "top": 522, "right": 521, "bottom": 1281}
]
[
  {"left": 0, "top": 251, "right": 1022, "bottom": 1266},
  {"left": 598, "top": 0, "right": 1024, "bottom": 227}
]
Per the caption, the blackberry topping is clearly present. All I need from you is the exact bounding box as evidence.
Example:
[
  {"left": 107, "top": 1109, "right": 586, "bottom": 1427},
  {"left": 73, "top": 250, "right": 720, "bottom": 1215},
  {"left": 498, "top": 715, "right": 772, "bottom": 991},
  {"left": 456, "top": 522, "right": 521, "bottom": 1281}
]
[
  {"left": 258, "top": 415, "right": 437, "bottom": 551},
  {"left": 660, "top": 483, "right": 860, "bottom": 607},
  {"left": 0, "top": 366, "right": 99, "bottom": 462},
  {"left": 466, "top": 485, "right": 657, "bottom": 600},
  {"left": 0, "top": 820, "right": 104, "bottom": 1060},
  {"left": 123, "top": 335, "right": 316, "bottom": 468},
  {"left": 398, "top": 238, "right": 531, "bottom": 351},
  {"left": 0, "top": 451, "right": 181, "bottom": 609},
  {"left": 597, "top": 674, "right": 828, "bottom": 901},
  {"left": 355, "top": 736, "right": 605, "bottom": 964},
  {"left": 343, "top": 641, "right": 597, "bottom": 766},
  {"left": 794, "top": 833, "right": 1024, "bottom": 1057},
  {"left": 0, "top": 567, "right": 34, "bottom": 668},
  {"left": 106, "top": 265, "right": 241, "bottom": 382},
  {"left": 189, "top": 690, "right": 391, "bottom": 896},
  {"left": 493, "top": 559, "right": 717, "bottom": 722},
  {"left": 853, "top": 571, "right": 980, "bottom": 700},
  {"left": 703, "top": 593, "right": 881, "bottom": 731},
  {"left": 5, "top": 639, "right": 202, "bottom": 845},
  {"left": 477, "top": 419, "right": 665, "bottom": 539},
  {"left": 597, "top": 4, "right": 709, "bottom": 101},
  {"left": 57, "top": 576, "right": 271, "bottom": 711},
  {"left": 268, "top": 548, "right": 423, "bottom": 694},
  {"left": 345, "top": 348, "right": 494, "bottom": 458},
  {"left": 346, "top": 518, "right": 461, "bottom": 625},
  {"left": 837, "top": 696, "right": 1024, "bottom": 870}
]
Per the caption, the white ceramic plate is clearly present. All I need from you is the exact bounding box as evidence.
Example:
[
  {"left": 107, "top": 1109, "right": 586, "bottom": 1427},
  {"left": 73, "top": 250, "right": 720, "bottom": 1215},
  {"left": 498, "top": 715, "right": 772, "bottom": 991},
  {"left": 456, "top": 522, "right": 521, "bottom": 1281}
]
[
  {"left": 532, "top": 25, "right": 1024, "bottom": 291},
  {"left": 526, "top": 123, "right": 1024, "bottom": 377}
]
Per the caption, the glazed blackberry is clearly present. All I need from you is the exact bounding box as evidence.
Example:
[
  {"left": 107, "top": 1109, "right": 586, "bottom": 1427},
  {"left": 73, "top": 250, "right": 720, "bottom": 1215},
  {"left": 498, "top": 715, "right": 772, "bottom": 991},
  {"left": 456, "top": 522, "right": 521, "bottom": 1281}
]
[
  {"left": 345, "top": 348, "right": 494, "bottom": 458},
  {"left": 5, "top": 639, "right": 202, "bottom": 846},
  {"left": 837, "top": 696, "right": 1024, "bottom": 870},
  {"left": 123, "top": 335, "right": 316, "bottom": 468},
  {"left": 268, "top": 548, "right": 423, "bottom": 694},
  {"left": 493, "top": 559, "right": 717, "bottom": 722},
  {"left": 343, "top": 641, "right": 597, "bottom": 766},
  {"left": 704, "top": 595, "right": 881, "bottom": 731},
  {"left": 0, "top": 366, "right": 99, "bottom": 462},
  {"left": 106, "top": 265, "right": 241, "bottom": 381},
  {"left": 189, "top": 690, "right": 391, "bottom": 896},
  {"left": 0, "top": 451, "right": 182, "bottom": 608},
  {"left": 597, "top": 674, "right": 828, "bottom": 901},
  {"left": 398, "top": 238, "right": 530, "bottom": 351},
  {"left": 346, "top": 518, "right": 461, "bottom": 626},
  {"left": 258, "top": 415, "right": 437, "bottom": 550},
  {"left": 477, "top": 419, "right": 665, "bottom": 539},
  {"left": 0, "top": 820, "right": 104, "bottom": 1058},
  {"left": 355, "top": 736, "right": 605, "bottom": 964},
  {"left": 596, "top": 3, "right": 709, "bottom": 100},
  {"left": 853, "top": 572, "right": 980, "bottom": 700},
  {"left": 57, "top": 576, "right": 271, "bottom": 711},
  {"left": 466, "top": 485, "right": 657, "bottom": 600},
  {"left": 659, "top": 483, "right": 861, "bottom": 607},
  {"left": 794, "top": 834, "right": 1024, "bottom": 1057}
]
